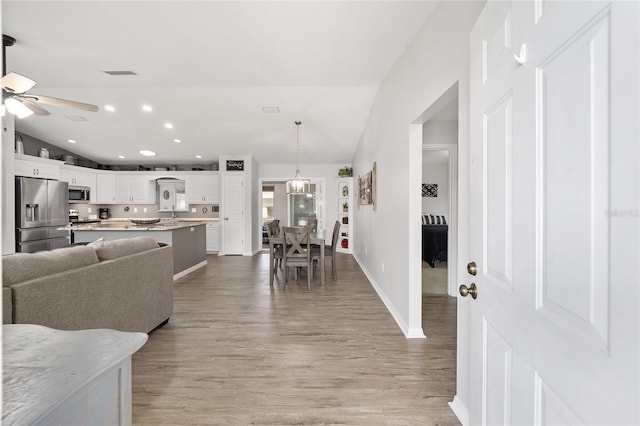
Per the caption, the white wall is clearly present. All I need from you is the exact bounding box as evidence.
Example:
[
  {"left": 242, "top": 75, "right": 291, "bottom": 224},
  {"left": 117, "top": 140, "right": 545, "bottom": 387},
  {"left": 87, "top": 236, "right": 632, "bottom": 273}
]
[
  {"left": 422, "top": 120, "right": 458, "bottom": 145},
  {"left": 350, "top": 1, "right": 484, "bottom": 419},
  {"left": 273, "top": 183, "right": 287, "bottom": 223},
  {"left": 2, "top": 115, "right": 16, "bottom": 255},
  {"left": 422, "top": 162, "right": 449, "bottom": 216}
]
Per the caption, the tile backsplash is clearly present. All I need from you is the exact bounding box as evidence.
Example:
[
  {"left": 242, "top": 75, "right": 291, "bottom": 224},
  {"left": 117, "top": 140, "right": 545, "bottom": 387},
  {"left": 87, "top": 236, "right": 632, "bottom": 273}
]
[{"left": 70, "top": 203, "right": 219, "bottom": 219}]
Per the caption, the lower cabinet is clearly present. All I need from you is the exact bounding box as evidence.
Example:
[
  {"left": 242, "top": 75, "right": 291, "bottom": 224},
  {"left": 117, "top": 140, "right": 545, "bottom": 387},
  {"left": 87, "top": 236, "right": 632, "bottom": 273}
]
[{"left": 206, "top": 222, "right": 220, "bottom": 253}]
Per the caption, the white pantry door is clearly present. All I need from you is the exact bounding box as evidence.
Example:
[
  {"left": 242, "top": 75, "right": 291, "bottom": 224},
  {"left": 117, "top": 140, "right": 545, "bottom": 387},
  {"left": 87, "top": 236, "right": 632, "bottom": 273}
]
[
  {"left": 222, "top": 174, "right": 244, "bottom": 255},
  {"left": 466, "top": 1, "right": 639, "bottom": 424}
]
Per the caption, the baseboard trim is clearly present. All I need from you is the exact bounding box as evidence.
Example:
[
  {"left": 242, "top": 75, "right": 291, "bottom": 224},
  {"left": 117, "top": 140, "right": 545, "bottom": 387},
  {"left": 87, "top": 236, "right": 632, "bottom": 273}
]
[
  {"left": 353, "top": 254, "right": 426, "bottom": 339},
  {"left": 449, "top": 395, "right": 469, "bottom": 426},
  {"left": 173, "top": 260, "right": 207, "bottom": 280}
]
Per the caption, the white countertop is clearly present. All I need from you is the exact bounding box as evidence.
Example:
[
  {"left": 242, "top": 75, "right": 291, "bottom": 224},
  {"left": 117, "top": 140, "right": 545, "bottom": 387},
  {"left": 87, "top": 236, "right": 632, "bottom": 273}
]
[
  {"left": 2, "top": 324, "right": 147, "bottom": 425},
  {"left": 72, "top": 219, "right": 210, "bottom": 231}
]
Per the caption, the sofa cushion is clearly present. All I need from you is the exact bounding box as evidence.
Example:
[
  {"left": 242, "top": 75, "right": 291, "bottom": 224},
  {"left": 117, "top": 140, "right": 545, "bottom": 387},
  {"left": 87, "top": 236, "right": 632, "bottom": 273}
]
[
  {"left": 93, "top": 237, "right": 160, "bottom": 261},
  {"left": 3, "top": 245, "right": 100, "bottom": 287}
]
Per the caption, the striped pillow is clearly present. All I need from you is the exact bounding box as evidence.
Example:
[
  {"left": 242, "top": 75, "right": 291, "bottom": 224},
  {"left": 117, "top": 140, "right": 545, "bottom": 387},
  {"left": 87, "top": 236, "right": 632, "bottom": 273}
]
[{"left": 422, "top": 214, "right": 447, "bottom": 225}]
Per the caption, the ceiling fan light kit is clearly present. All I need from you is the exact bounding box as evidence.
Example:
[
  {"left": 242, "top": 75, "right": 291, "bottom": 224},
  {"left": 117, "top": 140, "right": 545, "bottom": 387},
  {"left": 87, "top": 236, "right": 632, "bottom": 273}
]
[
  {"left": 4, "top": 97, "right": 33, "bottom": 119},
  {"left": 286, "top": 120, "right": 311, "bottom": 194},
  {"left": 2, "top": 34, "right": 99, "bottom": 119}
]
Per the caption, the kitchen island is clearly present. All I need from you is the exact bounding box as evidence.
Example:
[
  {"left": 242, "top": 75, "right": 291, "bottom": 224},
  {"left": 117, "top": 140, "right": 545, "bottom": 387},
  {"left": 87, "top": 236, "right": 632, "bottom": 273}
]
[{"left": 73, "top": 220, "right": 207, "bottom": 279}]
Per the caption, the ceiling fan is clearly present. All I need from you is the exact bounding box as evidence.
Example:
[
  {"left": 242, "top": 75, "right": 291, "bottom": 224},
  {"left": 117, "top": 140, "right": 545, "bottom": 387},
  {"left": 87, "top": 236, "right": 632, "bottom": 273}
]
[{"left": 2, "top": 34, "right": 99, "bottom": 118}]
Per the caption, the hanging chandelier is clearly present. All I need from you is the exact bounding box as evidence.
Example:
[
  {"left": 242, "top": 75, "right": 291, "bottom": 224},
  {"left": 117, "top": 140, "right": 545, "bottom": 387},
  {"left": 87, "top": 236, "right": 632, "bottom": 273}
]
[{"left": 286, "top": 120, "right": 311, "bottom": 194}]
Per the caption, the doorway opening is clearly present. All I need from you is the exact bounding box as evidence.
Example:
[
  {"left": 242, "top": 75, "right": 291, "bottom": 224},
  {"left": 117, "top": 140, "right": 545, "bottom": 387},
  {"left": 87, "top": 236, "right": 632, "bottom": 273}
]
[
  {"left": 410, "top": 82, "right": 460, "bottom": 332},
  {"left": 422, "top": 147, "right": 457, "bottom": 295}
]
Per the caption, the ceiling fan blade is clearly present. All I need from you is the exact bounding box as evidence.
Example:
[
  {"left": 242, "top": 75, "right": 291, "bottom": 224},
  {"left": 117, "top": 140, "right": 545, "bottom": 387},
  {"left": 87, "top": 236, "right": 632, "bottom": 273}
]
[
  {"left": 25, "top": 94, "right": 99, "bottom": 112},
  {"left": 17, "top": 97, "right": 50, "bottom": 116},
  {"left": 1, "top": 72, "right": 36, "bottom": 94}
]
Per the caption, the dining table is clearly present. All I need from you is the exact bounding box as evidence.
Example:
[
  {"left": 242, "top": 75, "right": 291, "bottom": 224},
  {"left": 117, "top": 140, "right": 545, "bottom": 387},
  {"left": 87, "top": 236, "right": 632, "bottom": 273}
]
[{"left": 269, "top": 230, "right": 325, "bottom": 286}]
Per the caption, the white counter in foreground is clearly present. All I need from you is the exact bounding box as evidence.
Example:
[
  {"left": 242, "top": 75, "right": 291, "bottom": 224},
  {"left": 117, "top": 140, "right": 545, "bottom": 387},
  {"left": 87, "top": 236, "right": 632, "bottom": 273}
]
[{"left": 2, "top": 324, "right": 147, "bottom": 426}]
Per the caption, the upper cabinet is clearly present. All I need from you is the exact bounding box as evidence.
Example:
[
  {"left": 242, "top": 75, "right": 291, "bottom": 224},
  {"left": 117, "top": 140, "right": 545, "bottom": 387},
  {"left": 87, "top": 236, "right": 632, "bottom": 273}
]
[
  {"left": 185, "top": 174, "right": 219, "bottom": 204},
  {"left": 115, "top": 175, "right": 156, "bottom": 204},
  {"left": 59, "top": 165, "right": 96, "bottom": 187},
  {"left": 60, "top": 165, "right": 97, "bottom": 203},
  {"left": 95, "top": 172, "right": 117, "bottom": 204},
  {"left": 14, "top": 154, "right": 62, "bottom": 180}
]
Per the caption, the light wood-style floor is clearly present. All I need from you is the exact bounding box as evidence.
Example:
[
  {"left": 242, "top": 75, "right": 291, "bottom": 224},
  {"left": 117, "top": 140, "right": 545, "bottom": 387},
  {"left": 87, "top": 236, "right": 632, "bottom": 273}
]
[{"left": 132, "top": 252, "right": 459, "bottom": 425}]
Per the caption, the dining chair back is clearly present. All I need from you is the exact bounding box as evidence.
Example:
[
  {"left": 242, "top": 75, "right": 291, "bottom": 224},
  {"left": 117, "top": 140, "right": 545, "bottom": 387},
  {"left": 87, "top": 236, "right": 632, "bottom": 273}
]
[
  {"left": 267, "top": 219, "right": 283, "bottom": 274},
  {"left": 267, "top": 219, "right": 280, "bottom": 237},
  {"left": 282, "top": 226, "right": 313, "bottom": 290},
  {"left": 312, "top": 220, "right": 341, "bottom": 281}
]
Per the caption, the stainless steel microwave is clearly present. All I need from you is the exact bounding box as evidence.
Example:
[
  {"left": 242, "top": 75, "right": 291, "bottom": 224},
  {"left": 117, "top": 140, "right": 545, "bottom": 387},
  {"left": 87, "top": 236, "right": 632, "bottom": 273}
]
[{"left": 68, "top": 185, "right": 90, "bottom": 203}]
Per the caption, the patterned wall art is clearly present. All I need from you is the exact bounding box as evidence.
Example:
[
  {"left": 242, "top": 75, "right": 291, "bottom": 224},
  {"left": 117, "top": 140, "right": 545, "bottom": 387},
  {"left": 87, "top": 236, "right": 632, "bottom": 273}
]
[
  {"left": 422, "top": 183, "right": 438, "bottom": 198},
  {"left": 359, "top": 171, "right": 373, "bottom": 205}
]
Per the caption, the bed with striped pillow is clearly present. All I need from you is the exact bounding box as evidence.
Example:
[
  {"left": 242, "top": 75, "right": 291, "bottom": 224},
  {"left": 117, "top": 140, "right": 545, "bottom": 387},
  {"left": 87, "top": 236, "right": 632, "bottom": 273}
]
[
  {"left": 422, "top": 214, "right": 447, "bottom": 225},
  {"left": 421, "top": 214, "right": 447, "bottom": 267}
]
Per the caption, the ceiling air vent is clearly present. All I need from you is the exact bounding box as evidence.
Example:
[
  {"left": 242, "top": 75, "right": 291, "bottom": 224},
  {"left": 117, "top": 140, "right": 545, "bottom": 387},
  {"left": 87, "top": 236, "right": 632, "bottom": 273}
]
[
  {"left": 65, "top": 115, "right": 88, "bottom": 122},
  {"left": 262, "top": 106, "right": 280, "bottom": 113},
  {"left": 103, "top": 70, "right": 137, "bottom": 76}
]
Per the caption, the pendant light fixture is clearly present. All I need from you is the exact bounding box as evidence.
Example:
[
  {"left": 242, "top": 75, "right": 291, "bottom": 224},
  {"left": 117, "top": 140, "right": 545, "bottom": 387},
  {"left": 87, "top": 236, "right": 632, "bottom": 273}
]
[{"left": 286, "top": 120, "right": 311, "bottom": 194}]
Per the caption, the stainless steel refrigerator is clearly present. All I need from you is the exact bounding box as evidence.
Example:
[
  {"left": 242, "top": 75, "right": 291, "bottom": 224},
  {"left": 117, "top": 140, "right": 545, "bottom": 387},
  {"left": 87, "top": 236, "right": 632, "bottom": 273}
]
[{"left": 15, "top": 177, "right": 69, "bottom": 253}]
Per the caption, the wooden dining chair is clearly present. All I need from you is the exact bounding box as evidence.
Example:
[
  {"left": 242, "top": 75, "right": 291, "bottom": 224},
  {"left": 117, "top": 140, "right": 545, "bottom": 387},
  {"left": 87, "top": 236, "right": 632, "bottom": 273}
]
[
  {"left": 267, "top": 220, "right": 282, "bottom": 273},
  {"left": 312, "top": 220, "right": 341, "bottom": 281},
  {"left": 307, "top": 218, "right": 318, "bottom": 233},
  {"left": 282, "top": 226, "right": 313, "bottom": 290}
]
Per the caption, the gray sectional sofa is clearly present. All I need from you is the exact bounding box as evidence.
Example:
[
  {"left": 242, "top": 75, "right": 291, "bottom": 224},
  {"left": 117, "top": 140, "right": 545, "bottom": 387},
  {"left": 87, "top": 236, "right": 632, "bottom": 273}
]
[{"left": 2, "top": 237, "right": 173, "bottom": 333}]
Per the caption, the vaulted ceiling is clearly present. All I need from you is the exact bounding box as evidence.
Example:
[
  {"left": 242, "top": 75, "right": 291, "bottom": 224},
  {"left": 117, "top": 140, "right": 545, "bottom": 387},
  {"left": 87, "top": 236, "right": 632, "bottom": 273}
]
[{"left": 2, "top": 1, "right": 440, "bottom": 166}]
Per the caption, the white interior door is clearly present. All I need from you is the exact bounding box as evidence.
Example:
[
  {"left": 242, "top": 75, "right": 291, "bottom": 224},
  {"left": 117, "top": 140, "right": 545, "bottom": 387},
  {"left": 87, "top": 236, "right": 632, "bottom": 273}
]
[
  {"left": 222, "top": 174, "right": 244, "bottom": 255},
  {"left": 466, "top": 1, "right": 639, "bottom": 424}
]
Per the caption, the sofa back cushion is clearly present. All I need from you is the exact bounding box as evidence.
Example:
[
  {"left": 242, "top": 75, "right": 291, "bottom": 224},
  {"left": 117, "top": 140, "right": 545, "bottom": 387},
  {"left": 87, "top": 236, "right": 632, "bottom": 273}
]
[
  {"left": 3, "top": 245, "right": 100, "bottom": 287},
  {"left": 93, "top": 237, "right": 160, "bottom": 261}
]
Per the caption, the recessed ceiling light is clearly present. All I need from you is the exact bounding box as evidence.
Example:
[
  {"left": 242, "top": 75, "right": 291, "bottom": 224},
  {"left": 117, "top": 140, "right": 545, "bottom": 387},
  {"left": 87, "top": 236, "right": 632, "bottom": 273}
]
[
  {"left": 142, "top": 105, "right": 153, "bottom": 112},
  {"left": 195, "top": 155, "right": 202, "bottom": 159},
  {"left": 117, "top": 155, "right": 125, "bottom": 159},
  {"left": 105, "top": 105, "right": 115, "bottom": 112},
  {"left": 262, "top": 106, "right": 280, "bottom": 113},
  {"left": 173, "top": 139, "right": 181, "bottom": 143},
  {"left": 67, "top": 139, "right": 77, "bottom": 144},
  {"left": 164, "top": 122, "right": 174, "bottom": 129},
  {"left": 138, "top": 149, "right": 156, "bottom": 157}
]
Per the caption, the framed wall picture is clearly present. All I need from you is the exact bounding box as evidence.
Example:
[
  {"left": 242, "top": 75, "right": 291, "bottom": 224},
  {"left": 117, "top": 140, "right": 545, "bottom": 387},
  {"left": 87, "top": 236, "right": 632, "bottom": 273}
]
[
  {"left": 422, "top": 183, "right": 438, "bottom": 197},
  {"left": 372, "top": 161, "right": 377, "bottom": 210},
  {"left": 226, "top": 160, "right": 244, "bottom": 171},
  {"left": 358, "top": 170, "right": 373, "bottom": 205}
]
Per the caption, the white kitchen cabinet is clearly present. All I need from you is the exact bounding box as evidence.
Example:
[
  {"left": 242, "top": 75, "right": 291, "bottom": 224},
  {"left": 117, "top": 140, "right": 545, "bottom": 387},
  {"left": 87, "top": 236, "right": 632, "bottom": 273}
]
[
  {"left": 185, "top": 174, "right": 219, "bottom": 204},
  {"left": 206, "top": 222, "right": 220, "bottom": 253},
  {"left": 95, "top": 172, "right": 117, "bottom": 204},
  {"left": 115, "top": 175, "right": 156, "bottom": 204},
  {"left": 14, "top": 154, "right": 62, "bottom": 180},
  {"left": 59, "top": 166, "right": 97, "bottom": 200}
]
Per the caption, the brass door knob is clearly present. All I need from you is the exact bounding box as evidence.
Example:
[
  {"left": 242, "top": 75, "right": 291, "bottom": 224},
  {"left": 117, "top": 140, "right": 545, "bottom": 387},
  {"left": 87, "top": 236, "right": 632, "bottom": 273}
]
[
  {"left": 467, "top": 261, "right": 477, "bottom": 276},
  {"left": 459, "top": 283, "right": 478, "bottom": 299}
]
